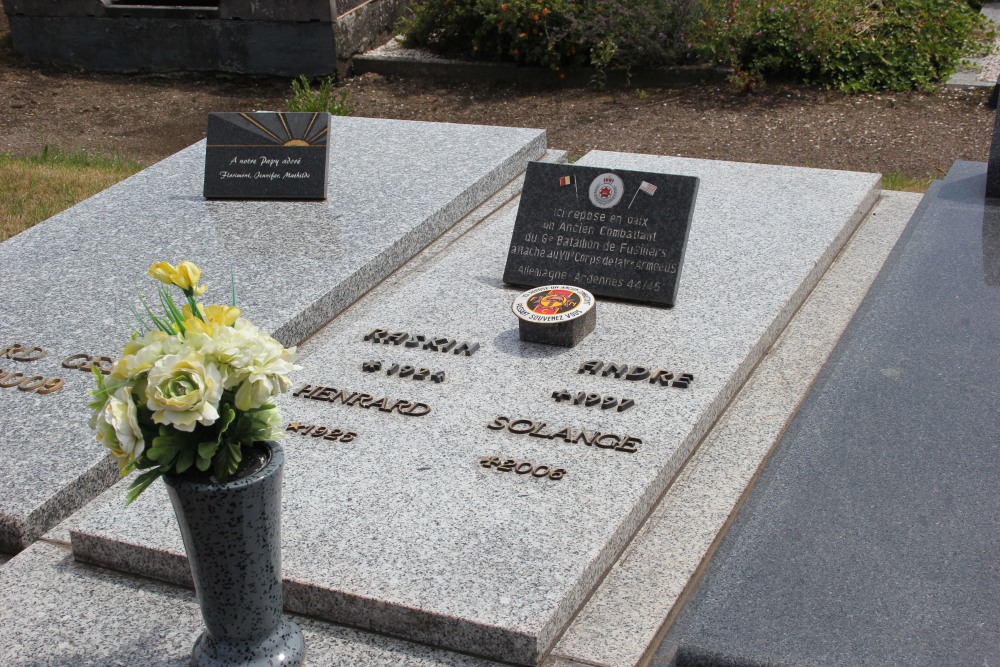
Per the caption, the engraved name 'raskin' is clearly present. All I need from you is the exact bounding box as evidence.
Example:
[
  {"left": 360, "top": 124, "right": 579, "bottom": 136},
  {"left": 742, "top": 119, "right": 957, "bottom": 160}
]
[
  {"left": 293, "top": 384, "right": 430, "bottom": 416},
  {"left": 487, "top": 416, "right": 639, "bottom": 453}
]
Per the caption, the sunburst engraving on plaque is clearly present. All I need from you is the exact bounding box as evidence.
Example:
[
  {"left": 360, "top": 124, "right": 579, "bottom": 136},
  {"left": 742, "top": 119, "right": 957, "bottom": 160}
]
[{"left": 203, "top": 111, "right": 330, "bottom": 199}]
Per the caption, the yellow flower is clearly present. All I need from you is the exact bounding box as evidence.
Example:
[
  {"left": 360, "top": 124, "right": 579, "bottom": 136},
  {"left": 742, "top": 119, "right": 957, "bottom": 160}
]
[
  {"left": 149, "top": 261, "right": 207, "bottom": 295},
  {"left": 181, "top": 303, "right": 242, "bottom": 336}
]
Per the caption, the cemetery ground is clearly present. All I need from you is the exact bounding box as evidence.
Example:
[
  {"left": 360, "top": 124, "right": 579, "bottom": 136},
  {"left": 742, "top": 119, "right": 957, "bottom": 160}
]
[{"left": 0, "top": 6, "right": 994, "bottom": 193}]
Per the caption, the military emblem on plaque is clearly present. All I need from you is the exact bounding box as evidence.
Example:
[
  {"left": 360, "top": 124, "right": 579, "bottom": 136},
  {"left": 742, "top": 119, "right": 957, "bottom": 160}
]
[{"left": 513, "top": 285, "right": 596, "bottom": 347}]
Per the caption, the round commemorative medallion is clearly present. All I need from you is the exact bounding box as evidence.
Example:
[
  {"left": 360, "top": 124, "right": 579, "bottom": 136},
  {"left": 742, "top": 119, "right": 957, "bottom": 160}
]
[
  {"left": 512, "top": 285, "right": 595, "bottom": 324},
  {"left": 588, "top": 172, "right": 625, "bottom": 209}
]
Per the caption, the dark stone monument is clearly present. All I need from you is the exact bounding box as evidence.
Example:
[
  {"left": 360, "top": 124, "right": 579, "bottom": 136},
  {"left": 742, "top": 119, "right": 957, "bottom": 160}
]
[
  {"left": 988, "top": 107, "right": 1000, "bottom": 198},
  {"left": 3, "top": 0, "right": 409, "bottom": 75},
  {"left": 503, "top": 161, "right": 698, "bottom": 307},
  {"left": 656, "top": 161, "right": 1000, "bottom": 667},
  {"left": 203, "top": 112, "right": 330, "bottom": 200}
]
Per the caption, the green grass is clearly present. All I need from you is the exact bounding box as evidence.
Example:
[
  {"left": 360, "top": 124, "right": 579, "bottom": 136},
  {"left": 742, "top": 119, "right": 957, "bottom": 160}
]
[
  {"left": 0, "top": 147, "right": 144, "bottom": 243},
  {"left": 881, "top": 171, "right": 933, "bottom": 193}
]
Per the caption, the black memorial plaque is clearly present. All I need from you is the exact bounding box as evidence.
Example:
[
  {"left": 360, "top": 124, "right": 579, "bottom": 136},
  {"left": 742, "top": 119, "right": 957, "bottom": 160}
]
[
  {"left": 203, "top": 111, "right": 330, "bottom": 199},
  {"left": 503, "top": 162, "right": 698, "bottom": 306}
]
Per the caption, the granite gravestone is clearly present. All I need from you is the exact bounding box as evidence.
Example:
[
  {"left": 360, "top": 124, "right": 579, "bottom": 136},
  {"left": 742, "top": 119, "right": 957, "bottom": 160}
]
[
  {"left": 204, "top": 112, "right": 330, "bottom": 199},
  {"left": 503, "top": 161, "right": 699, "bottom": 306}
]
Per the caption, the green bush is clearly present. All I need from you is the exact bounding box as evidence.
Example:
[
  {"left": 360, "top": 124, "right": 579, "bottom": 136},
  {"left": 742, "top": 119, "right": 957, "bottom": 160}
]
[
  {"left": 701, "top": 0, "right": 995, "bottom": 92},
  {"left": 286, "top": 76, "right": 353, "bottom": 115},
  {"left": 399, "top": 0, "right": 703, "bottom": 73}
]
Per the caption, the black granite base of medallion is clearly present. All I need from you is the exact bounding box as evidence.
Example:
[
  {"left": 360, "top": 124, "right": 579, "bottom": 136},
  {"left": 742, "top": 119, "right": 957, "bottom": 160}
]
[{"left": 518, "top": 307, "right": 596, "bottom": 347}]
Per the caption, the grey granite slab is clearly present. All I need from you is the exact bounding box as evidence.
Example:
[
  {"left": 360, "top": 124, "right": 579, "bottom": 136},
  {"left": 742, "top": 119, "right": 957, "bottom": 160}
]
[
  {"left": 658, "top": 162, "right": 1000, "bottom": 666},
  {"left": 0, "top": 118, "right": 546, "bottom": 553},
  {"left": 550, "top": 191, "right": 921, "bottom": 667},
  {"left": 0, "top": 541, "right": 500, "bottom": 667},
  {"left": 71, "top": 154, "right": 879, "bottom": 665}
]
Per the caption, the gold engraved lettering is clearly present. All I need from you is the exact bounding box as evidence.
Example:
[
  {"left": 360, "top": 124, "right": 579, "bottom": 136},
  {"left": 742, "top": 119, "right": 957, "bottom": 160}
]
[
  {"left": 2, "top": 343, "right": 48, "bottom": 361},
  {"left": 291, "top": 384, "right": 431, "bottom": 417},
  {"left": 486, "top": 415, "right": 639, "bottom": 453},
  {"left": 479, "top": 455, "right": 566, "bottom": 481},
  {"left": 285, "top": 422, "right": 357, "bottom": 443},
  {"left": 36, "top": 378, "right": 65, "bottom": 395},
  {"left": 16, "top": 376, "right": 47, "bottom": 392},
  {"left": 0, "top": 372, "right": 26, "bottom": 388},
  {"left": 365, "top": 328, "right": 479, "bottom": 356}
]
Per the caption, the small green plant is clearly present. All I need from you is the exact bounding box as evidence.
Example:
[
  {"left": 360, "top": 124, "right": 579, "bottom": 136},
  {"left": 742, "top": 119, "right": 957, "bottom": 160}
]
[
  {"left": 635, "top": 87, "right": 648, "bottom": 100},
  {"left": 286, "top": 76, "right": 353, "bottom": 116},
  {"left": 881, "top": 171, "right": 933, "bottom": 193}
]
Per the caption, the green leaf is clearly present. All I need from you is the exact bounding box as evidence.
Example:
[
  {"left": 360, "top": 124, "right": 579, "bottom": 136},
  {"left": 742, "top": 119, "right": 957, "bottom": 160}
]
[{"left": 125, "top": 468, "right": 163, "bottom": 504}]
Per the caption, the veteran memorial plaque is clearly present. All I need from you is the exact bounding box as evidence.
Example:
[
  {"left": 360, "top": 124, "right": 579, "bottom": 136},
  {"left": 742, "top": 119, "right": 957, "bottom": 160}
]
[
  {"left": 203, "top": 111, "right": 330, "bottom": 199},
  {"left": 503, "top": 161, "right": 699, "bottom": 306}
]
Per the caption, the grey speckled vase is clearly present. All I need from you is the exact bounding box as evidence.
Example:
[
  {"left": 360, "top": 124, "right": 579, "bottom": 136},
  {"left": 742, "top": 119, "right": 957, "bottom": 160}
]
[{"left": 164, "top": 441, "right": 306, "bottom": 667}]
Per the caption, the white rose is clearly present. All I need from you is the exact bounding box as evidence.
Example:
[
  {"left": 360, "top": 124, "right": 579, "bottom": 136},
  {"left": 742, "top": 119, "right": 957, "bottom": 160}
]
[
  {"left": 113, "top": 330, "right": 183, "bottom": 381},
  {"left": 145, "top": 349, "right": 223, "bottom": 432},
  {"left": 92, "top": 384, "right": 145, "bottom": 469},
  {"left": 213, "top": 319, "right": 298, "bottom": 410}
]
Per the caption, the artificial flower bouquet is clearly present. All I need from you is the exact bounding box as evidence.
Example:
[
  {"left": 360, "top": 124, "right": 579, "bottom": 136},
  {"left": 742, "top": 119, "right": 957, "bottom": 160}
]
[{"left": 89, "top": 261, "right": 299, "bottom": 503}]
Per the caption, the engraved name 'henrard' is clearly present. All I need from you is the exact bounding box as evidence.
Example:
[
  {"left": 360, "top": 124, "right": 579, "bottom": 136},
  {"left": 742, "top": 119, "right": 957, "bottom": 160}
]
[
  {"left": 293, "top": 384, "right": 431, "bottom": 417},
  {"left": 579, "top": 360, "right": 694, "bottom": 389},
  {"left": 364, "top": 328, "right": 480, "bottom": 356},
  {"left": 487, "top": 416, "right": 640, "bottom": 453}
]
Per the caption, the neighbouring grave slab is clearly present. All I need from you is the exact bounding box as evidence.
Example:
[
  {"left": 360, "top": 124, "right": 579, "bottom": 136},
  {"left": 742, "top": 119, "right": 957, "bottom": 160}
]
[
  {"left": 659, "top": 161, "right": 1000, "bottom": 666},
  {"left": 0, "top": 118, "right": 546, "bottom": 553},
  {"left": 0, "top": 541, "right": 499, "bottom": 667},
  {"left": 71, "top": 154, "right": 879, "bottom": 665}
]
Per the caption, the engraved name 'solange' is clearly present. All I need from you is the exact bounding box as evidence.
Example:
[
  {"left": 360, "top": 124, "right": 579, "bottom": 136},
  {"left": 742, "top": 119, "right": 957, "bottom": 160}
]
[
  {"left": 286, "top": 422, "right": 358, "bottom": 443},
  {"left": 364, "top": 328, "right": 480, "bottom": 356},
  {"left": 480, "top": 456, "right": 566, "bottom": 481},
  {"left": 487, "top": 416, "right": 640, "bottom": 453},
  {"left": 551, "top": 389, "right": 634, "bottom": 412},
  {"left": 362, "top": 360, "right": 445, "bottom": 383},
  {"left": 0, "top": 342, "right": 48, "bottom": 362},
  {"left": 293, "top": 384, "right": 431, "bottom": 417},
  {"left": 579, "top": 360, "right": 694, "bottom": 389}
]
